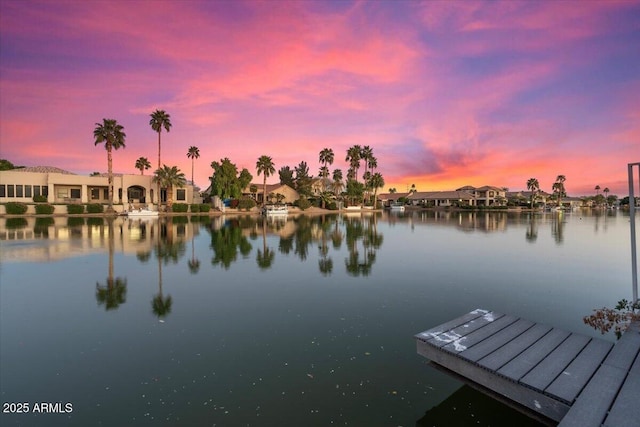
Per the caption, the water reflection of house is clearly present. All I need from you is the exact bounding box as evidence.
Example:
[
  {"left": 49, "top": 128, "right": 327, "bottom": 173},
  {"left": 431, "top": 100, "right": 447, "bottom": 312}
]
[
  {"left": 0, "top": 217, "right": 197, "bottom": 263},
  {"left": 0, "top": 166, "right": 196, "bottom": 208}
]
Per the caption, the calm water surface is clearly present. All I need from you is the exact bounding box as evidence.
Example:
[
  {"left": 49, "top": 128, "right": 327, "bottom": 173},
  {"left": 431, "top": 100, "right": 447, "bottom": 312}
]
[{"left": 0, "top": 210, "right": 635, "bottom": 426}]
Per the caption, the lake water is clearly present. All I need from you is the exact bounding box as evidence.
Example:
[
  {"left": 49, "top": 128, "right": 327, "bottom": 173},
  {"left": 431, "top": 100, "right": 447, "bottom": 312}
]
[{"left": 0, "top": 210, "right": 636, "bottom": 426}]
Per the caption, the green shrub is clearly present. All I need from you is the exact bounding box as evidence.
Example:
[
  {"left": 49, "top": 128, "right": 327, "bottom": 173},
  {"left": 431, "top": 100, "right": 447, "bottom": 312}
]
[
  {"left": 171, "top": 203, "right": 188, "bottom": 213},
  {"left": 237, "top": 198, "right": 256, "bottom": 211},
  {"left": 296, "top": 197, "right": 311, "bottom": 210},
  {"left": 33, "top": 195, "right": 47, "bottom": 203},
  {"left": 199, "top": 204, "right": 210, "bottom": 212},
  {"left": 35, "top": 204, "right": 55, "bottom": 214},
  {"left": 86, "top": 203, "right": 104, "bottom": 213},
  {"left": 190, "top": 204, "right": 200, "bottom": 213},
  {"left": 327, "top": 201, "right": 338, "bottom": 210},
  {"left": 5, "top": 202, "right": 28, "bottom": 214},
  {"left": 67, "top": 204, "right": 85, "bottom": 214}
]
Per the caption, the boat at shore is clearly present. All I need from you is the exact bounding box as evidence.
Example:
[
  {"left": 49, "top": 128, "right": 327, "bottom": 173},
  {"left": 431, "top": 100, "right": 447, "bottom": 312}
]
[
  {"left": 262, "top": 204, "right": 288, "bottom": 215},
  {"left": 389, "top": 202, "right": 405, "bottom": 212},
  {"left": 127, "top": 208, "right": 159, "bottom": 218}
]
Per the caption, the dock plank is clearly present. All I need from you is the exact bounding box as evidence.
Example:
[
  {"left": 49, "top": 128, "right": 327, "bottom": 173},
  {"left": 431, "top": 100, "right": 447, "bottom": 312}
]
[
  {"left": 545, "top": 338, "right": 613, "bottom": 404},
  {"left": 497, "top": 328, "right": 570, "bottom": 381},
  {"left": 556, "top": 364, "right": 626, "bottom": 427},
  {"left": 459, "top": 319, "right": 535, "bottom": 363},
  {"left": 414, "top": 309, "right": 490, "bottom": 342},
  {"left": 520, "top": 333, "right": 590, "bottom": 391},
  {"left": 478, "top": 323, "right": 552, "bottom": 371},
  {"left": 420, "top": 311, "right": 506, "bottom": 348},
  {"left": 603, "top": 365, "right": 640, "bottom": 427},
  {"left": 441, "top": 314, "right": 518, "bottom": 354}
]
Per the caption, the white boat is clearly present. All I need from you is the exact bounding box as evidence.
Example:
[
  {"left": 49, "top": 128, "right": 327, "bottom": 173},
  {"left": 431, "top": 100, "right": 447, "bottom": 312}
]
[
  {"left": 389, "top": 202, "right": 405, "bottom": 212},
  {"left": 127, "top": 208, "right": 159, "bottom": 218},
  {"left": 262, "top": 205, "right": 288, "bottom": 215}
]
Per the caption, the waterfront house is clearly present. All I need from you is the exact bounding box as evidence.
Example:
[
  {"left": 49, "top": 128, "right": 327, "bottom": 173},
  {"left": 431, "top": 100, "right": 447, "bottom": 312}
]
[{"left": 0, "top": 166, "right": 196, "bottom": 209}]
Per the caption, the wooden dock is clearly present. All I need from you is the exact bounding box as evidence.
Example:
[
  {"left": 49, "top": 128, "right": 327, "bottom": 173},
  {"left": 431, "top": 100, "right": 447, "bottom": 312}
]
[{"left": 415, "top": 309, "right": 640, "bottom": 426}]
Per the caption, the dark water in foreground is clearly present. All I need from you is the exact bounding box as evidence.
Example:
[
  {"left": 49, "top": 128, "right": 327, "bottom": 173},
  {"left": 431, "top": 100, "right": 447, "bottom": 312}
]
[{"left": 0, "top": 210, "right": 635, "bottom": 426}]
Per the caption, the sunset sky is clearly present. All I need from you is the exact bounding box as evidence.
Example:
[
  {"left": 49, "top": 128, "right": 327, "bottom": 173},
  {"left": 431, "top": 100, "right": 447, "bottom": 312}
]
[{"left": 1, "top": 0, "right": 638, "bottom": 195}]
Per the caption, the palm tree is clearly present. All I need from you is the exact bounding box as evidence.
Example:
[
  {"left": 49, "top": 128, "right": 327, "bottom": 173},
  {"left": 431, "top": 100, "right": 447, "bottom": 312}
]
[
  {"left": 552, "top": 175, "right": 567, "bottom": 208},
  {"left": 595, "top": 185, "right": 601, "bottom": 195},
  {"left": 150, "top": 109, "right": 171, "bottom": 205},
  {"left": 603, "top": 187, "right": 610, "bottom": 207},
  {"left": 345, "top": 145, "right": 362, "bottom": 182},
  {"left": 135, "top": 157, "right": 151, "bottom": 175},
  {"left": 149, "top": 109, "right": 172, "bottom": 171},
  {"left": 256, "top": 155, "right": 276, "bottom": 206},
  {"left": 527, "top": 178, "right": 540, "bottom": 208},
  {"left": 332, "top": 169, "right": 344, "bottom": 198},
  {"left": 187, "top": 146, "right": 200, "bottom": 185},
  {"left": 319, "top": 148, "right": 334, "bottom": 191},
  {"left": 153, "top": 165, "right": 186, "bottom": 209},
  {"left": 93, "top": 118, "right": 126, "bottom": 212},
  {"left": 369, "top": 172, "right": 385, "bottom": 208}
]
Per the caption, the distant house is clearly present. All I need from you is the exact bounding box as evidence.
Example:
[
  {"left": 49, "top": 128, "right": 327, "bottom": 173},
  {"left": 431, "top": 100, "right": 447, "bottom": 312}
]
[
  {"left": 506, "top": 190, "right": 551, "bottom": 206},
  {"left": 310, "top": 178, "right": 333, "bottom": 197},
  {"left": 408, "top": 190, "right": 477, "bottom": 207},
  {"left": 456, "top": 185, "right": 506, "bottom": 206},
  {"left": 0, "top": 166, "right": 195, "bottom": 206},
  {"left": 242, "top": 183, "right": 299, "bottom": 204}
]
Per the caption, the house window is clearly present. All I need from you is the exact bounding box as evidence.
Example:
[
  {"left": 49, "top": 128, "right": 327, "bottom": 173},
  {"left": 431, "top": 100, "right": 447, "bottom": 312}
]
[
  {"left": 34, "top": 186, "right": 41, "bottom": 197},
  {"left": 176, "top": 189, "right": 186, "bottom": 201},
  {"left": 489, "top": 191, "right": 495, "bottom": 197},
  {"left": 91, "top": 188, "right": 100, "bottom": 200},
  {"left": 7, "top": 185, "right": 15, "bottom": 197},
  {"left": 0, "top": 185, "right": 5, "bottom": 197},
  {"left": 16, "top": 185, "right": 23, "bottom": 197},
  {"left": 70, "top": 188, "right": 81, "bottom": 199},
  {"left": 42, "top": 186, "right": 48, "bottom": 196},
  {"left": 25, "top": 185, "right": 32, "bottom": 198},
  {"left": 103, "top": 189, "right": 109, "bottom": 199}
]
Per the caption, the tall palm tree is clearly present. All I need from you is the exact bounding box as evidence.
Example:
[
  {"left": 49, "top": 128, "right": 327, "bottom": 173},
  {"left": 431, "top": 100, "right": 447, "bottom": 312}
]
[
  {"left": 369, "top": 172, "right": 385, "bottom": 209},
  {"left": 256, "top": 155, "right": 276, "bottom": 206},
  {"left": 526, "top": 178, "right": 540, "bottom": 208},
  {"left": 319, "top": 148, "right": 334, "bottom": 191},
  {"left": 150, "top": 109, "right": 171, "bottom": 205},
  {"left": 186, "top": 146, "right": 200, "bottom": 185},
  {"left": 96, "top": 218, "right": 127, "bottom": 310},
  {"left": 595, "top": 185, "right": 601, "bottom": 195},
  {"left": 153, "top": 165, "right": 186, "bottom": 209},
  {"left": 345, "top": 145, "right": 362, "bottom": 182},
  {"left": 93, "top": 118, "right": 126, "bottom": 212},
  {"left": 603, "top": 187, "right": 610, "bottom": 207},
  {"left": 332, "top": 169, "right": 344, "bottom": 198},
  {"left": 552, "top": 175, "right": 567, "bottom": 208},
  {"left": 149, "top": 109, "right": 172, "bottom": 171},
  {"left": 135, "top": 157, "right": 151, "bottom": 175}
]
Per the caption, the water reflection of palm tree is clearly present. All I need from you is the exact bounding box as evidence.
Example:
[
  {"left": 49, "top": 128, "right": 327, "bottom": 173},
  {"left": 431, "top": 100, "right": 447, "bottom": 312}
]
[
  {"left": 96, "top": 218, "right": 127, "bottom": 310},
  {"left": 257, "top": 217, "right": 275, "bottom": 270},
  {"left": 551, "top": 212, "right": 565, "bottom": 244},
  {"left": 318, "top": 215, "right": 333, "bottom": 275},
  {"left": 526, "top": 213, "right": 538, "bottom": 243},
  {"left": 188, "top": 226, "right": 201, "bottom": 274},
  {"left": 344, "top": 216, "right": 382, "bottom": 276}
]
